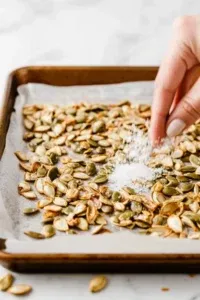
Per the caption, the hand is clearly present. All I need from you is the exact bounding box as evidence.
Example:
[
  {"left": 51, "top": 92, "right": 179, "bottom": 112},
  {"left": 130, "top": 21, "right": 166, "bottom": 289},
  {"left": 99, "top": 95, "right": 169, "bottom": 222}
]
[{"left": 150, "top": 16, "right": 200, "bottom": 145}]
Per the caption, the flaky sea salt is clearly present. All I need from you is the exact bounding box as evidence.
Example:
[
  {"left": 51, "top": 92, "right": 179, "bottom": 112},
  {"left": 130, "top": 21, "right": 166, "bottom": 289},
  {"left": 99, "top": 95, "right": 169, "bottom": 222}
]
[{"left": 108, "top": 125, "right": 163, "bottom": 193}]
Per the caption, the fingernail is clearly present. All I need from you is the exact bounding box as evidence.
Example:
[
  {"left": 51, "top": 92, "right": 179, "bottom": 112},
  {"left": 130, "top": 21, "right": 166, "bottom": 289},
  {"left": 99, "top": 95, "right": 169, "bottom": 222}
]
[{"left": 167, "top": 119, "right": 186, "bottom": 137}]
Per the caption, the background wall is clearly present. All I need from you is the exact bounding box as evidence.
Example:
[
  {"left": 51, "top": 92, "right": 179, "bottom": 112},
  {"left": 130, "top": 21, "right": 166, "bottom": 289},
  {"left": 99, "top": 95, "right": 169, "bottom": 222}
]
[{"left": 0, "top": 0, "right": 199, "bottom": 94}]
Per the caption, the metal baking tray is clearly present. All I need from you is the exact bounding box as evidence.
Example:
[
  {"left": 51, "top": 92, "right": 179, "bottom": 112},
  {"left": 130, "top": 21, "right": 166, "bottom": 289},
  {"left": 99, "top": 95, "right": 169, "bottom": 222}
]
[{"left": 1, "top": 66, "right": 200, "bottom": 273}]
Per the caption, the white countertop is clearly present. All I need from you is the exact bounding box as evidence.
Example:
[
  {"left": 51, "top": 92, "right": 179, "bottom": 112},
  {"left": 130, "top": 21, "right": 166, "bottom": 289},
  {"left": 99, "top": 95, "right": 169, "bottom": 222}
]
[{"left": 1, "top": 0, "right": 200, "bottom": 299}]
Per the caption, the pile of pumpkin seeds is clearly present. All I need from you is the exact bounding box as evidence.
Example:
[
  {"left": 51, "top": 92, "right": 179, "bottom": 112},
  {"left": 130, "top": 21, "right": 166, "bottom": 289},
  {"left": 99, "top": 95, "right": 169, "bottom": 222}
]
[{"left": 14, "top": 101, "right": 200, "bottom": 239}]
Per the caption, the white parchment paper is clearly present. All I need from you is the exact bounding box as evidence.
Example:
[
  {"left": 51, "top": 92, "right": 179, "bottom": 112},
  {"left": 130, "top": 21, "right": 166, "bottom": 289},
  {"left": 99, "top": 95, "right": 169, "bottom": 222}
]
[{"left": 1, "top": 81, "right": 200, "bottom": 254}]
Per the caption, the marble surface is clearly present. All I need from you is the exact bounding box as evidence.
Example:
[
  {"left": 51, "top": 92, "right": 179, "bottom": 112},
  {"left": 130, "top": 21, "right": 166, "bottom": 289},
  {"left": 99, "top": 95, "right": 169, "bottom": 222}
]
[{"left": 1, "top": 0, "right": 200, "bottom": 299}]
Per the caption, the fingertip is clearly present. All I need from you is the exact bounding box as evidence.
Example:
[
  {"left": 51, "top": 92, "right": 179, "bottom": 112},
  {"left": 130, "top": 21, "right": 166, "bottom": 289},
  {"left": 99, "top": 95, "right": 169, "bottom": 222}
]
[{"left": 149, "top": 120, "right": 166, "bottom": 147}]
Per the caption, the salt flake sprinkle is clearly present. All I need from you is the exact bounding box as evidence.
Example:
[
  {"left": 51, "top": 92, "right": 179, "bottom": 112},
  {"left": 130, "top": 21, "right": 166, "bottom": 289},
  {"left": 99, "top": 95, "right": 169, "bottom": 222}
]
[{"left": 108, "top": 125, "right": 163, "bottom": 193}]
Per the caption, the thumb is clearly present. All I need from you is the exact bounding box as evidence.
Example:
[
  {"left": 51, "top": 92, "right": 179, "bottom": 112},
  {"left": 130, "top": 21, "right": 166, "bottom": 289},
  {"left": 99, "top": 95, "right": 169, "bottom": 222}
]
[{"left": 166, "top": 77, "right": 200, "bottom": 137}]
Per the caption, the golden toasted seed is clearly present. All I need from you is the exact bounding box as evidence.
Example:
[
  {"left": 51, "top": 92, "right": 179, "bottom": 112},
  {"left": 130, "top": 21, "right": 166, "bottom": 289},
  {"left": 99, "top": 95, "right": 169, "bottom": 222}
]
[
  {"left": 8, "top": 284, "right": 32, "bottom": 295},
  {"left": 66, "top": 188, "right": 79, "bottom": 200},
  {"left": 24, "top": 172, "right": 37, "bottom": 182},
  {"left": 24, "top": 231, "right": 45, "bottom": 239},
  {"left": 167, "top": 215, "right": 182, "bottom": 233},
  {"left": 43, "top": 182, "right": 55, "bottom": 197},
  {"left": 76, "top": 218, "right": 89, "bottom": 231},
  {"left": 0, "top": 274, "right": 14, "bottom": 291},
  {"left": 35, "top": 144, "right": 46, "bottom": 156},
  {"left": 35, "top": 178, "right": 44, "bottom": 194},
  {"left": 23, "top": 207, "right": 39, "bottom": 215},
  {"left": 19, "top": 162, "right": 32, "bottom": 172},
  {"left": 54, "top": 217, "right": 69, "bottom": 231},
  {"left": 92, "top": 224, "right": 105, "bottom": 235},
  {"left": 98, "top": 140, "right": 111, "bottom": 147},
  {"left": 86, "top": 206, "right": 98, "bottom": 224},
  {"left": 92, "top": 120, "right": 106, "bottom": 133},
  {"left": 172, "top": 149, "right": 183, "bottom": 159},
  {"left": 73, "top": 172, "right": 90, "bottom": 180},
  {"left": 162, "top": 156, "right": 173, "bottom": 168},
  {"left": 24, "top": 118, "right": 34, "bottom": 130},
  {"left": 89, "top": 275, "right": 108, "bottom": 293},
  {"left": 14, "top": 151, "right": 28, "bottom": 161},
  {"left": 184, "top": 141, "right": 196, "bottom": 153},
  {"left": 21, "top": 191, "right": 37, "bottom": 200},
  {"left": 188, "top": 232, "right": 200, "bottom": 239},
  {"left": 35, "top": 125, "right": 51, "bottom": 132},
  {"left": 91, "top": 155, "right": 107, "bottom": 163},
  {"left": 37, "top": 198, "right": 53, "bottom": 208},
  {"left": 96, "top": 215, "right": 107, "bottom": 225},
  {"left": 181, "top": 215, "right": 198, "bottom": 231},
  {"left": 44, "top": 205, "right": 62, "bottom": 212},
  {"left": 53, "top": 197, "right": 67, "bottom": 207},
  {"left": 74, "top": 203, "right": 87, "bottom": 215},
  {"left": 114, "top": 202, "right": 125, "bottom": 211},
  {"left": 53, "top": 179, "right": 67, "bottom": 193},
  {"left": 18, "top": 181, "right": 31, "bottom": 194}
]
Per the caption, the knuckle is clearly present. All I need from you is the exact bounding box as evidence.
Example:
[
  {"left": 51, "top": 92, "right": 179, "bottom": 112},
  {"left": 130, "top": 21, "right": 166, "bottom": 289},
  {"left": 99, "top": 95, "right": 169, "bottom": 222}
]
[{"left": 182, "top": 97, "right": 200, "bottom": 119}]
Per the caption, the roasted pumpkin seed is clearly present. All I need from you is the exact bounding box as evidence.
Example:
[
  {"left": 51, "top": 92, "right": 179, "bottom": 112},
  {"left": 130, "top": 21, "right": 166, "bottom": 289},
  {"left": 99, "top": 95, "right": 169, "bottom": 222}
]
[
  {"left": 0, "top": 273, "right": 14, "bottom": 291},
  {"left": 89, "top": 275, "right": 108, "bottom": 293},
  {"left": 8, "top": 284, "right": 32, "bottom": 295}
]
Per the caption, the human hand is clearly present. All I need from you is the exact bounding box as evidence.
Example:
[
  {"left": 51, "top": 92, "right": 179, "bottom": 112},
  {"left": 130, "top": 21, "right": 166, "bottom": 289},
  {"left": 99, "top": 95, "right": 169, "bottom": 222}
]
[{"left": 150, "top": 16, "right": 200, "bottom": 145}]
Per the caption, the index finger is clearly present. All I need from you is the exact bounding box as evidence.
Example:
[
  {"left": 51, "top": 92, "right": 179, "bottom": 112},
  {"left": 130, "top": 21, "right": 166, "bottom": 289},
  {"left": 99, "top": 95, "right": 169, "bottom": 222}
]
[
  {"left": 150, "top": 14, "right": 200, "bottom": 144},
  {"left": 150, "top": 46, "right": 187, "bottom": 144}
]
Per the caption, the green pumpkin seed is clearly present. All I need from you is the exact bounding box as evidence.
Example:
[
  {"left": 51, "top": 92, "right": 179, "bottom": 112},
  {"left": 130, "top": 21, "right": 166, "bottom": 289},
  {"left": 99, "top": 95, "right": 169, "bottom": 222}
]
[
  {"left": 42, "top": 224, "right": 55, "bottom": 238},
  {"left": 189, "top": 154, "right": 200, "bottom": 166},
  {"left": 118, "top": 211, "right": 134, "bottom": 221},
  {"left": 184, "top": 173, "right": 200, "bottom": 180},
  {"left": 180, "top": 165, "right": 196, "bottom": 173},
  {"left": 179, "top": 182, "right": 194, "bottom": 192},
  {"left": 130, "top": 201, "right": 143, "bottom": 214},
  {"left": 48, "top": 167, "right": 59, "bottom": 181},
  {"left": 162, "top": 186, "right": 179, "bottom": 196},
  {"left": 94, "top": 174, "right": 108, "bottom": 184},
  {"left": 86, "top": 162, "right": 97, "bottom": 176},
  {"left": 24, "top": 231, "right": 45, "bottom": 239},
  {"left": 23, "top": 207, "right": 39, "bottom": 215},
  {"left": 112, "top": 191, "right": 121, "bottom": 202}
]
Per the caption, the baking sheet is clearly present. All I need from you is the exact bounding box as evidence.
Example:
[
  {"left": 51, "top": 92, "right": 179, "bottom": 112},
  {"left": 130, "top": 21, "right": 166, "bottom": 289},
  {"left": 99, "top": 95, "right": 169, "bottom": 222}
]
[{"left": 1, "top": 81, "right": 200, "bottom": 254}]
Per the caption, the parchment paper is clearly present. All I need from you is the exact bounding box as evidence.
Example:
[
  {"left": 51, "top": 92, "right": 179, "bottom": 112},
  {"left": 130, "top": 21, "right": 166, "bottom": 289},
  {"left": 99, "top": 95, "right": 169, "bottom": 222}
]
[{"left": 1, "top": 81, "right": 200, "bottom": 254}]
